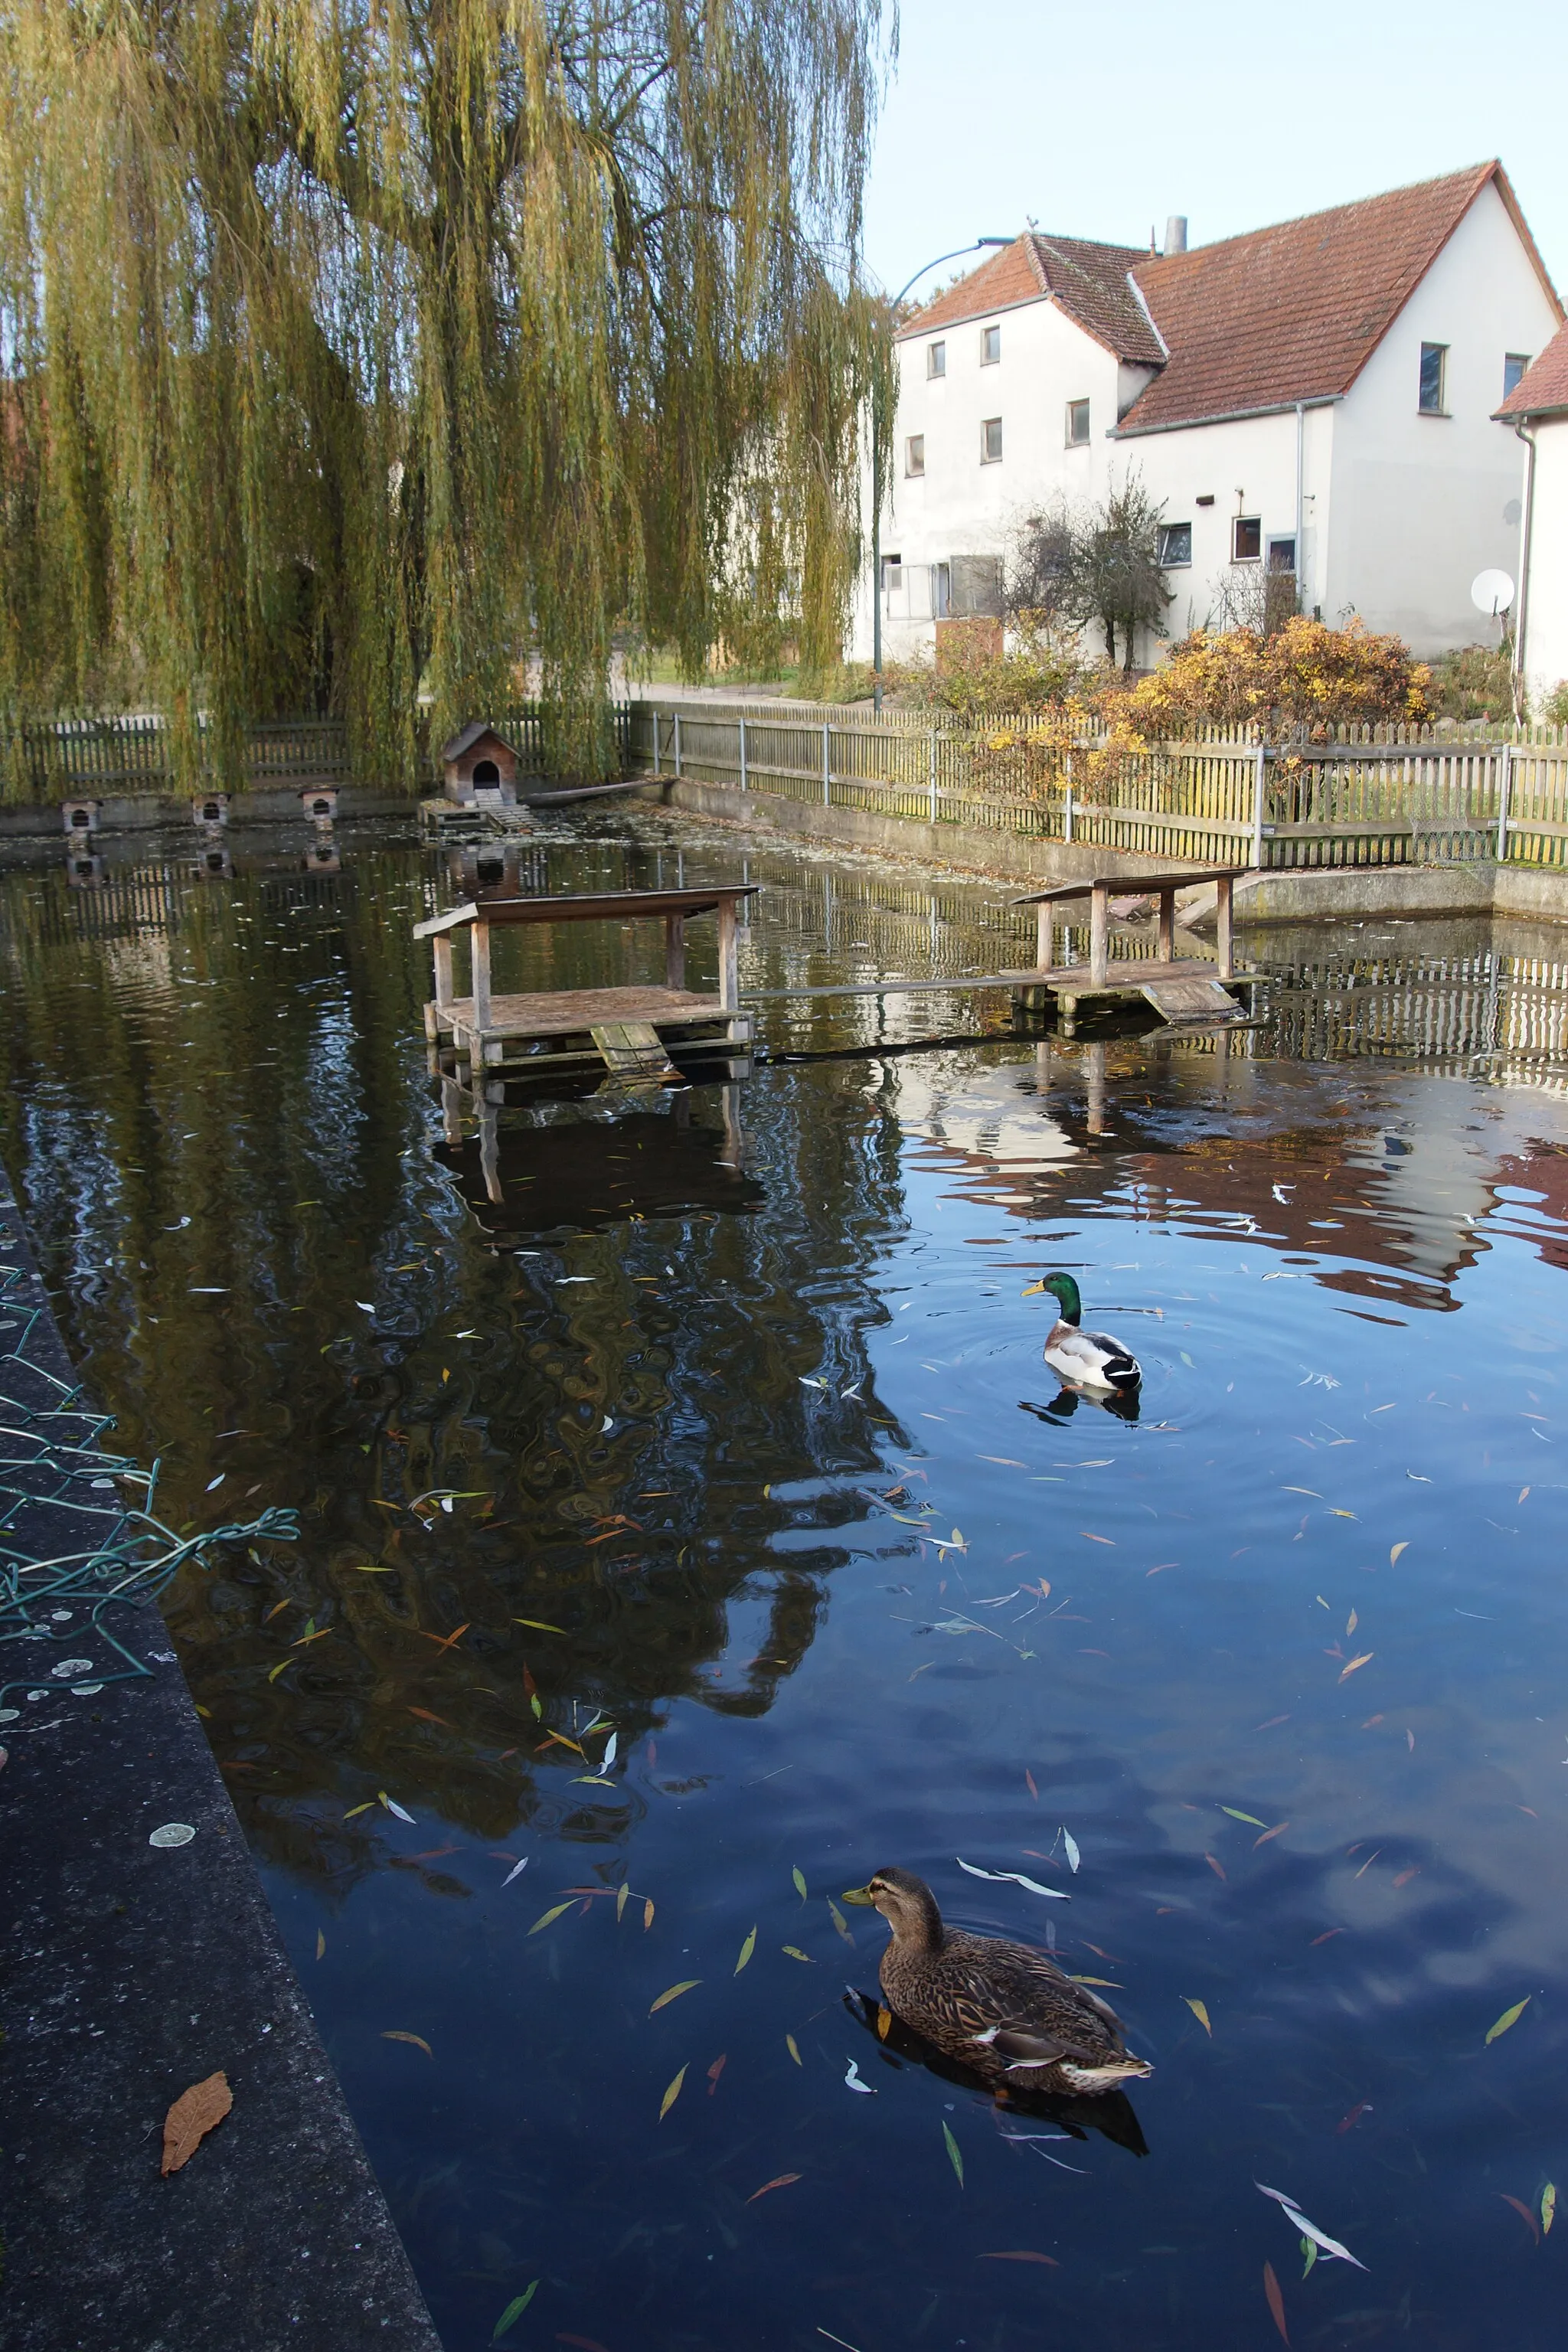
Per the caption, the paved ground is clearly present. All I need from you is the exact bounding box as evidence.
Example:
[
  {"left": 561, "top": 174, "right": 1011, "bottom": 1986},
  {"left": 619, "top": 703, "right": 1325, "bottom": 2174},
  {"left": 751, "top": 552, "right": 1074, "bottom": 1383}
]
[{"left": 0, "top": 1180, "right": 443, "bottom": 2351}]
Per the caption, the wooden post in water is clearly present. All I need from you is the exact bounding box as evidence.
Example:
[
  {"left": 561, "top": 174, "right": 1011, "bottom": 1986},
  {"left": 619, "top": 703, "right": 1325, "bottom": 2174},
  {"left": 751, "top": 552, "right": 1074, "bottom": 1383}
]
[
  {"left": 1214, "top": 874, "right": 1236, "bottom": 979},
  {"left": 427, "top": 934, "right": 454, "bottom": 1039},
  {"left": 1035, "top": 901, "right": 1052, "bottom": 972},
  {"left": 470, "top": 919, "right": 493, "bottom": 1047},
  {"left": 716, "top": 896, "right": 740, "bottom": 1011},
  {"left": 665, "top": 913, "right": 686, "bottom": 989},
  {"left": 1156, "top": 887, "right": 1175, "bottom": 963},
  {"left": 1088, "top": 882, "right": 1110, "bottom": 985}
]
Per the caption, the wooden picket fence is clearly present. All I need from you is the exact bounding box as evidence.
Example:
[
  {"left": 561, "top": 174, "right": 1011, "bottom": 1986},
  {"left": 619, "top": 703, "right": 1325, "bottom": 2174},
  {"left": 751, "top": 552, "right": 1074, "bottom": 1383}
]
[{"left": 627, "top": 700, "right": 1568, "bottom": 872}]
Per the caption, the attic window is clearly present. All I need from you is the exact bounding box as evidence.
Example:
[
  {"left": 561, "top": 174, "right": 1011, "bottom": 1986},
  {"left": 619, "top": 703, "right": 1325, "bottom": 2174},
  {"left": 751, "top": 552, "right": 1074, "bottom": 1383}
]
[
  {"left": 1066, "top": 399, "right": 1090, "bottom": 446},
  {"left": 982, "top": 324, "right": 1001, "bottom": 365},
  {"left": 1232, "top": 515, "right": 1261, "bottom": 563},
  {"left": 1419, "top": 342, "right": 1447, "bottom": 414},
  {"left": 1504, "top": 353, "right": 1531, "bottom": 399},
  {"left": 928, "top": 341, "right": 946, "bottom": 379}
]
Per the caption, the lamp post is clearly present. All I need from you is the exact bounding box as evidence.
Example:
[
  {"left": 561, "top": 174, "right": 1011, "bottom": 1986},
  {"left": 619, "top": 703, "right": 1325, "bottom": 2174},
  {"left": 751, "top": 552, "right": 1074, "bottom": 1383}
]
[{"left": 871, "top": 237, "right": 1011, "bottom": 715}]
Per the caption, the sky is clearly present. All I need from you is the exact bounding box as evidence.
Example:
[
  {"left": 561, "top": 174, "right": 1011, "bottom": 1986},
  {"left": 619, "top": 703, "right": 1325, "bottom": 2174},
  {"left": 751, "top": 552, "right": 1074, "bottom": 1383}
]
[{"left": 861, "top": 0, "right": 1568, "bottom": 305}]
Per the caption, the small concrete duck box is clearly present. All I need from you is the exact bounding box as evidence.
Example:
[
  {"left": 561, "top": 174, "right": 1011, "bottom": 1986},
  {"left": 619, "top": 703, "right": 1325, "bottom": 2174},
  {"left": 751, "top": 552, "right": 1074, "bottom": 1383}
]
[
  {"left": 63, "top": 798, "right": 101, "bottom": 838},
  {"left": 442, "top": 723, "right": 520, "bottom": 806},
  {"left": 300, "top": 785, "right": 339, "bottom": 822},
  {"left": 192, "top": 791, "right": 230, "bottom": 828}
]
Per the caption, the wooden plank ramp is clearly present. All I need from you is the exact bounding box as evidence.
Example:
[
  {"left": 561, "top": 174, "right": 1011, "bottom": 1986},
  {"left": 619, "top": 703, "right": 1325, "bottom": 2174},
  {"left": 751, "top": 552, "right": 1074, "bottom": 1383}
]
[
  {"left": 1140, "top": 974, "right": 1250, "bottom": 1026},
  {"left": 589, "top": 1021, "right": 682, "bottom": 1083}
]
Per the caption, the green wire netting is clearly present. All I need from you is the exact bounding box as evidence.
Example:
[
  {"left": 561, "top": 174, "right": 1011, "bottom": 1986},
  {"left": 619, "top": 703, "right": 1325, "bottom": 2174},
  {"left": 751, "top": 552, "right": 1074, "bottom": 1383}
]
[{"left": 0, "top": 1253, "right": 299, "bottom": 1711}]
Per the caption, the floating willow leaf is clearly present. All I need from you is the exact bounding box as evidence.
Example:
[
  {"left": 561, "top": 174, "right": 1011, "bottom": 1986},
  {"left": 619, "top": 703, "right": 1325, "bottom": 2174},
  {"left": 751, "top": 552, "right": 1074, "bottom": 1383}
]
[
  {"left": 658, "top": 2064, "right": 688, "bottom": 2120},
  {"left": 1486, "top": 1997, "right": 1530, "bottom": 2044},
  {"left": 735, "top": 1926, "right": 756, "bottom": 1974},
  {"left": 649, "top": 1980, "right": 700, "bottom": 2014},
  {"left": 942, "top": 2121, "right": 964, "bottom": 2187},
  {"left": 528, "top": 1903, "right": 573, "bottom": 1935},
  {"left": 492, "top": 2282, "right": 538, "bottom": 2341},
  {"left": 0, "top": 0, "right": 895, "bottom": 783}
]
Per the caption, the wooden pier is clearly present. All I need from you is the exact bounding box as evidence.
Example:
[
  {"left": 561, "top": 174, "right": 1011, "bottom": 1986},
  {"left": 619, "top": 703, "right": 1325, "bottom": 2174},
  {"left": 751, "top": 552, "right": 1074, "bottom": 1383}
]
[
  {"left": 416, "top": 884, "right": 757, "bottom": 1080},
  {"left": 1001, "top": 864, "right": 1256, "bottom": 1031}
]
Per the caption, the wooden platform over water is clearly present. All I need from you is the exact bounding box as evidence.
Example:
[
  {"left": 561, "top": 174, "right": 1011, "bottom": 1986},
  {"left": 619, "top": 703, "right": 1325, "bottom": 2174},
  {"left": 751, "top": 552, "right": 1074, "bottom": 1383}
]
[{"left": 415, "top": 886, "right": 756, "bottom": 1077}]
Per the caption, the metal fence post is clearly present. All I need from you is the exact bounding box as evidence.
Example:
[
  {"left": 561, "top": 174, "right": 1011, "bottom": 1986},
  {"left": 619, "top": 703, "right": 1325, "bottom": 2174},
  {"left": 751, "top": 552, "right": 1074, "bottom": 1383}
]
[
  {"left": 1251, "top": 740, "right": 1268, "bottom": 866},
  {"left": 1495, "top": 740, "right": 1514, "bottom": 864},
  {"left": 822, "top": 721, "right": 831, "bottom": 806},
  {"left": 738, "top": 715, "right": 748, "bottom": 794},
  {"left": 673, "top": 711, "right": 682, "bottom": 781},
  {"left": 1063, "top": 786, "right": 1074, "bottom": 844}
]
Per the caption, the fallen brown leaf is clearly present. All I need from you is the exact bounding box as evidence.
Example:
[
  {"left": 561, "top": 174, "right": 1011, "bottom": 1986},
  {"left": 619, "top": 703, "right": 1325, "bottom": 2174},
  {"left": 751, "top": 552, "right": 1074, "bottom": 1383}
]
[{"left": 161, "top": 2070, "right": 233, "bottom": 2176}]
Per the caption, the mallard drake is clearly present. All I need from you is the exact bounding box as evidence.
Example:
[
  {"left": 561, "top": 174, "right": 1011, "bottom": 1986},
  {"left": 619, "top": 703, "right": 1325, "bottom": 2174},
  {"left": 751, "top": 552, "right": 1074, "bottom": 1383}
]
[
  {"left": 841, "top": 1866, "right": 1152, "bottom": 2097},
  {"left": 1024, "top": 1271, "right": 1140, "bottom": 1392}
]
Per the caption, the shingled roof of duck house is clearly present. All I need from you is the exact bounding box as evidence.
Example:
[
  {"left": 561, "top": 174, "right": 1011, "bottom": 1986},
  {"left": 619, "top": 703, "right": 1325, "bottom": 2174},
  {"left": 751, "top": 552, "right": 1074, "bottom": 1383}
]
[{"left": 441, "top": 722, "right": 521, "bottom": 805}]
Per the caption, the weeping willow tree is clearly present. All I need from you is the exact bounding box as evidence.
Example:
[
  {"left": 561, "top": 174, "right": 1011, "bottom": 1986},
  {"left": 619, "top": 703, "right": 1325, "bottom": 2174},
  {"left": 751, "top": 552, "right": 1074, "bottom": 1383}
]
[{"left": 0, "top": 0, "right": 894, "bottom": 782}]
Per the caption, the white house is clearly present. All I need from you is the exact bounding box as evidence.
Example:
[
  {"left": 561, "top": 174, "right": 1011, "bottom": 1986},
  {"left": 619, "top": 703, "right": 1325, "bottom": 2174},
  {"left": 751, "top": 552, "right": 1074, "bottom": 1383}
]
[
  {"left": 1497, "top": 322, "right": 1568, "bottom": 705},
  {"left": 854, "top": 162, "right": 1563, "bottom": 671}
]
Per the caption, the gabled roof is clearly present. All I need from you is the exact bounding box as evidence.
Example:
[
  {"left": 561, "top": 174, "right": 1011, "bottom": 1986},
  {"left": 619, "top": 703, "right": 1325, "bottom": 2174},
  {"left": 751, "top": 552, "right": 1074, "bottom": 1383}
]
[
  {"left": 900, "top": 233, "right": 1165, "bottom": 364},
  {"left": 1496, "top": 320, "right": 1568, "bottom": 419},
  {"left": 1118, "top": 162, "right": 1560, "bottom": 434},
  {"left": 442, "top": 720, "right": 518, "bottom": 760}
]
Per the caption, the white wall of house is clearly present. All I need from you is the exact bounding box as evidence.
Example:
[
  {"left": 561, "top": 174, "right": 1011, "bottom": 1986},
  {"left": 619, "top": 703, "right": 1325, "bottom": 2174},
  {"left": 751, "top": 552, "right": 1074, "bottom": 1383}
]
[
  {"left": 851, "top": 295, "right": 1126, "bottom": 667},
  {"left": 1324, "top": 179, "right": 1556, "bottom": 651},
  {"left": 853, "top": 177, "right": 1560, "bottom": 675},
  {"left": 1522, "top": 415, "right": 1568, "bottom": 700}
]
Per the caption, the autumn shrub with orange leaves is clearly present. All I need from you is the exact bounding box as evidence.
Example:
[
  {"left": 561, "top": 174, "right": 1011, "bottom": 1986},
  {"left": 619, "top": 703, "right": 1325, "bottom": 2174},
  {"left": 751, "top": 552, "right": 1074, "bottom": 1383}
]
[{"left": 1116, "top": 616, "right": 1432, "bottom": 745}]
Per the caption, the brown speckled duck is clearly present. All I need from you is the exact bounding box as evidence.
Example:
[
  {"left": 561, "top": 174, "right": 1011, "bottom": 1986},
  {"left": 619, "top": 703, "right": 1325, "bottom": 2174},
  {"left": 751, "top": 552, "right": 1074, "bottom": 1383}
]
[{"left": 841, "top": 1865, "right": 1152, "bottom": 2097}]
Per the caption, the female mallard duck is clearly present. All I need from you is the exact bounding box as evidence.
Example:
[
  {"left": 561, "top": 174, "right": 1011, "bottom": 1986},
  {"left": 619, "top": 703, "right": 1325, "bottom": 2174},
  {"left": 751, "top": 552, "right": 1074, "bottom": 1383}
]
[
  {"left": 1024, "top": 1271, "right": 1140, "bottom": 1392},
  {"left": 841, "top": 1866, "right": 1152, "bottom": 2096}
]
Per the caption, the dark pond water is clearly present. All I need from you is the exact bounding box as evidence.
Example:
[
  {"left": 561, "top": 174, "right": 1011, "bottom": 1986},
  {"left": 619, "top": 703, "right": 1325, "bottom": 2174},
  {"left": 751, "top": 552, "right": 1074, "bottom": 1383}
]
[{"left": 7, "top": 815, "right": 1568, "bottom": 2350}]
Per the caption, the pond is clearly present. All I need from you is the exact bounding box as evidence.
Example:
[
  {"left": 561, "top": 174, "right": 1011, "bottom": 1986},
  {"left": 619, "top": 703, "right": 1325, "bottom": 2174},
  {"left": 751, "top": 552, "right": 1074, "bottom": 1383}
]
[{"left": 5, "top": 814, "right": 1568, "bottom": 2350}]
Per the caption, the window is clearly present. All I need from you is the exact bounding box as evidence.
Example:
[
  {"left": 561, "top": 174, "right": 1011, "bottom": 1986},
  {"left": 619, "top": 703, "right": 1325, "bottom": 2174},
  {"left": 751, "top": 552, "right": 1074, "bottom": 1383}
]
[
  {"left": 927, "top": 341, "right": 946, "bottom": 379},
  {"left": 1419, "top": 341, "right": 1447, "bottom": 413},
  {"left": 1267, "top": 536, "right": 1296, "bottom": 574},
  {"left": 933, "top": 561, "right": 951, "bottom": 618},
  {"left": 1158, "top": 521, "right": 1192, "bottom": 568},
  {"left": 880, "top": 553, "right": 902, "bottom": 597},
  {"left": 1232, "top": 515, "right": 1261, "bottom": 562},
  {"left": 982, "top": 323, "right": 1001, "bottom": 365},
  {"left": 1504, "top": 352, "right": 1531, "bottom": 399},
  {"left": 905, "top": 433, "right": 925, "bottom": 477},
  {"left": 1066, "top": 398, "right": 1090, "bottom": 446},
  {"left": 981, "top": 416, "right": 1003, "bottom": 463}
]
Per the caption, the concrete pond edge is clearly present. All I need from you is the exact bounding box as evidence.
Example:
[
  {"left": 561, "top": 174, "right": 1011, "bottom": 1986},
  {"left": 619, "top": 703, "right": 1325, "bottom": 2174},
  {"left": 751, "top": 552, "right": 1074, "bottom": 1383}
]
[{"left": 0, "top": 1179, "right": 443, "bottom": 2352}]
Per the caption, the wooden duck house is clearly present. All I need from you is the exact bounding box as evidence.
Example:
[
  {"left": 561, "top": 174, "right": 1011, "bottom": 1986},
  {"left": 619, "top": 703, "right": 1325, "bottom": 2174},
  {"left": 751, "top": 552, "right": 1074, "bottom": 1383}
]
[{"left": 441, "top": 723, "right": 520, "bottom": 805}]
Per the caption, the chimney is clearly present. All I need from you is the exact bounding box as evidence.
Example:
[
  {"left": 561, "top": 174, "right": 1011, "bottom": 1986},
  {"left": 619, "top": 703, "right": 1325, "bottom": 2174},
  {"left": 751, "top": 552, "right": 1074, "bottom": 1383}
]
[{"left": 1165, "top": 214, "right": 1188, "bottom": 256}]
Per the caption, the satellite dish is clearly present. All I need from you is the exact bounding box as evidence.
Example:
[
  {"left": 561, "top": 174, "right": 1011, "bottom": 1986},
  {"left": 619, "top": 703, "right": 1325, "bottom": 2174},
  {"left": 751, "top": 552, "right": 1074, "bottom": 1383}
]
[{"left": 1472, "top": 568, "right": 1515, "bottom": 616}]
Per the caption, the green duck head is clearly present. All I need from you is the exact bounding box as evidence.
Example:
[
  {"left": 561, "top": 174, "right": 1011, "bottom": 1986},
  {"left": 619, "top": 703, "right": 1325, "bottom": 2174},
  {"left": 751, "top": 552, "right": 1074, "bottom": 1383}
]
[{"left": 1023, "top": 1271, "right": 1082, "bottom": 1325}]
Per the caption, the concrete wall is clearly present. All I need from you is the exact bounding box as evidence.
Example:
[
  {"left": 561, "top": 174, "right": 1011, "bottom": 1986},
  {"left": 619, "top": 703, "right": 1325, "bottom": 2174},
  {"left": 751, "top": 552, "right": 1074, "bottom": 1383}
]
[{"left": 1326, "top": 178, "right": 1558, "bottom": 652}]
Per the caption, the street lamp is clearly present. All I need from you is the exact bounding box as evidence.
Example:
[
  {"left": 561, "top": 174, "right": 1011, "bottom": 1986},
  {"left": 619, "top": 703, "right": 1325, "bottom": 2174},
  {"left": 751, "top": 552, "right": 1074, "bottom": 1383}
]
[{"left": 871, "top": 237, "right": 1011, "bottom": 714}]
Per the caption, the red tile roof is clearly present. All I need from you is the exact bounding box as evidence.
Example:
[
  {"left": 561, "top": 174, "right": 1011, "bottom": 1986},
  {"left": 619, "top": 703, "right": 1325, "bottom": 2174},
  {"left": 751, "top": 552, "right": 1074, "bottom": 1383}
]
[
  {"left": 1497, "top": 320, "right": 1568, "bottom": 418},
  {"left": 897, "top": 165, "right": 1561, "bottom": 437},
  {"left": 1119, "top": 163, "right": 1559, "bottom": 434},
  {"left": 900, "top": 234, "right": 1163, "bottom": 363}
]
